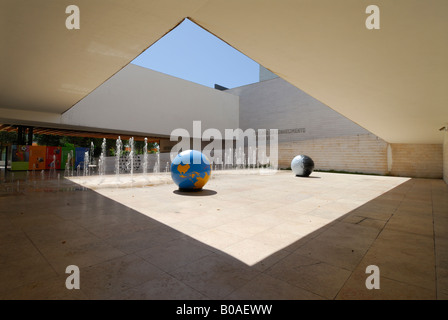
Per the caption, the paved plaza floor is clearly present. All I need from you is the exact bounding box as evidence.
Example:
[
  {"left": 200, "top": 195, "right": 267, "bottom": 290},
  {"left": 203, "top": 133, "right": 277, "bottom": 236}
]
[{"left": 0, "top": 170, "right": 447, "bottom": 300}]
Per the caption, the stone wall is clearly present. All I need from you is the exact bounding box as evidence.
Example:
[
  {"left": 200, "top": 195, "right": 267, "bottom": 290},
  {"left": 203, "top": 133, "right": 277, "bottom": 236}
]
[
  {"left": 227, "top": 77, "right": 444, "bottom": 179},
  {"left": 389, "top": 143, "right": 443, "bottom": 179},
  {"left": 278, "top": 133, "right": 389, "bottom": 175},
  {"left": 278, "top": 137, "right": 443, "bottom": 178}
]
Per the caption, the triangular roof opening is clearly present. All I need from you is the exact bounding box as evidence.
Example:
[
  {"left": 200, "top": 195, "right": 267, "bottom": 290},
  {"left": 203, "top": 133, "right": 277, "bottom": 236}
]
[{"left": 131, "top": 18, "right": 260, "bottom": 89}]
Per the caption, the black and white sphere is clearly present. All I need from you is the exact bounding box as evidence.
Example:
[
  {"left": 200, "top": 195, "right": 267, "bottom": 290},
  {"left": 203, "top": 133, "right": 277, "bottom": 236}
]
[{"left": 291, "top": 155, "right": 314, "bottom": 177}]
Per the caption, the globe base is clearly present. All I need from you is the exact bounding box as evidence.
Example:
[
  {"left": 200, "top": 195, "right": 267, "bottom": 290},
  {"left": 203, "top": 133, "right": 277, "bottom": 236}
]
[
  {"left": 295, "top": 174, "right": 311, "bottom": 178},
  {"left": 178, "top": 187, "right": 203, "bottom": 192}
]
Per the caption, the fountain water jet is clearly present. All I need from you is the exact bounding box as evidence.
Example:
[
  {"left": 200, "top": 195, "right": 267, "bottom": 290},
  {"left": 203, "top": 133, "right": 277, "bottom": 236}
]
[
  {"left": 127, "top": 137, "right": 135, "bottom": 180},
  {"left": 153, "top": 149, "right": 160, "bottom": 173},
  {"left": 143, "top": 138, "right": 148, "bottom": 176},
  {"left": 83, "top": 151, "right": 89, "bottom": 176},
  {"left": 115, "top": 136, "right": 122, "bottom": 179},
  {"left": 65, "top": 152, "right": 72, "bottom": 177},
  {"left": 90, "top": 142, "right": 95, "bottom": 168},
  {"left": 99, "top": 138, "right": 107, "bottom": 176}
]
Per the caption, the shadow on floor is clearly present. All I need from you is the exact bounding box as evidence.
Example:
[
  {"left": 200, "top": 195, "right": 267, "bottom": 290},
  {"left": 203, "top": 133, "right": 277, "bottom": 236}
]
[
  {"left": 173, "top": 189, "right": 217, "bottom": 196},
  {"left": 0, "top": 172, "right": 446, "bottom": 300}
]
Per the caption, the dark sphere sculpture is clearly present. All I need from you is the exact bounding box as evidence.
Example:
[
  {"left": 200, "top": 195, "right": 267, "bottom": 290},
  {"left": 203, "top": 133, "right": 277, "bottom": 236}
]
[{"left": 291, "top": 155, "right": 314, "bottom": 177}]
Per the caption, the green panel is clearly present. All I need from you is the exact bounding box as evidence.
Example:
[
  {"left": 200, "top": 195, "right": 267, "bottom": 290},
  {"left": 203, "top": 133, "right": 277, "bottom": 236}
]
[
  {"left": 11, "top": 162, "right": 29, "bottom": 171},
  {"left": 61, "top": 147, "right": 75, "bottom": 170}
]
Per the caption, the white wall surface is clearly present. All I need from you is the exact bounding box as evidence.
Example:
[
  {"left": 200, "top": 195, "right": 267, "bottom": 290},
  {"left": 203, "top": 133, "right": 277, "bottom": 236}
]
[
  {"left": 227, "top": 77, "right": 371, "bottom": 143},
  {"left": 61, "top": 64, "right": 239, "bottom": 137},
  {"left": 259, "top": 65, "right": 278, "bottom": 82}
]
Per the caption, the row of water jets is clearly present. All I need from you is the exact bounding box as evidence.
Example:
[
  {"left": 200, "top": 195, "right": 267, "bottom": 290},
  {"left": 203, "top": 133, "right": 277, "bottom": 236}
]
[
  {"left": 62, "top": 136, "right": 273, "bottom": 180},
  {"left": 2, "top": 136, "right": 274, "bottom": 192},
  {"left": 63, "top": 137, "right": 165, "bottom": 179}
]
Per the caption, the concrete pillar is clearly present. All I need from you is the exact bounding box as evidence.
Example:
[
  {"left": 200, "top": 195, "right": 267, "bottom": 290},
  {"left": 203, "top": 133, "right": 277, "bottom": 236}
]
[
  {"left": 27, "top": 127, "right": 33, "bottom": 146},
  {"left": 4, "top": 146, "right": 9, "bottom": 170},
  {"left": 17, "top": 126, "right": 24, "bottom": 145},
  {"left": 443, "top": 127, "right": 448, "bottom": 184}
]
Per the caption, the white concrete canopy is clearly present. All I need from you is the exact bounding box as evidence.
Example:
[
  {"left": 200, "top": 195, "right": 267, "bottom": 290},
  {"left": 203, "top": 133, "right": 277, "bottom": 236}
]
[{"left": 1, "top": 0, "right": 447, "bottom": 143}]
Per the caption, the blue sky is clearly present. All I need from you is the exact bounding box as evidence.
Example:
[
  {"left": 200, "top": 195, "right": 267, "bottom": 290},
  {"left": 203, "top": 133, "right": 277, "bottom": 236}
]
[{"left": 131, "top": 19, "right": 260, "bottom": 89}]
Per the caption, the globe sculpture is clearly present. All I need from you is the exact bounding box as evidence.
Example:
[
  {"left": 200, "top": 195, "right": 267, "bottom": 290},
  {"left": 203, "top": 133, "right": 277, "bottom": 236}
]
[
  {"left": 291, "top": 155, "right": 314, "bottom": 177},
  {"left": 171, "top": 150, "right": 211, "bottom": 191}
]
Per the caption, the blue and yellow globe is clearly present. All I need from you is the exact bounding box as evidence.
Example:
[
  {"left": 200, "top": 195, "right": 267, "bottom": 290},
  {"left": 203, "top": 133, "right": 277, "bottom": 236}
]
[{"left": 171, "top": 150, "right": 211, "bottom": 191}]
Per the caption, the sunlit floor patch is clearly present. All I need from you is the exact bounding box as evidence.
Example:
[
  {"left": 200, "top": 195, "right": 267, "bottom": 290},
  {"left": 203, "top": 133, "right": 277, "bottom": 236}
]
[{"left": 83, "top": 170, "right": 410, "bottom": 266}]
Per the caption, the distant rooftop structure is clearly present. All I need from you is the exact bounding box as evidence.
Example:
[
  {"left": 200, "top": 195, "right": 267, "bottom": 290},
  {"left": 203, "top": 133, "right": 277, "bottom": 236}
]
[
  {"left": 214, "top": 84, "right": 228, "bottom": 91},
  {"left": 259, "top": 65, "right": 279, "bottom": 82}
]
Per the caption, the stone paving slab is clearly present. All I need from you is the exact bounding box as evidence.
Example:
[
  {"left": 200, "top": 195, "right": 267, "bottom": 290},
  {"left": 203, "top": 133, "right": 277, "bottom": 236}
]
[{"left": 0, "top": 170, "right": 447, "bottom": 300}]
